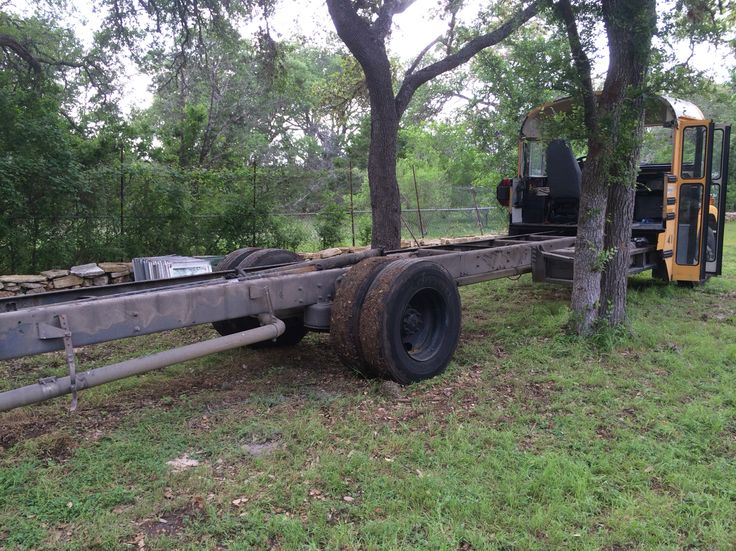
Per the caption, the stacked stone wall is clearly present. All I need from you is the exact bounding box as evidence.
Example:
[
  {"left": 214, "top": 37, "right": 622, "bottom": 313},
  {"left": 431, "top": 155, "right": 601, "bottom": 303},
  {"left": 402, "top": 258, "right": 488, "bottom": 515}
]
[{"left": 0, "top": 262, "right": 133, "bottom": 298}]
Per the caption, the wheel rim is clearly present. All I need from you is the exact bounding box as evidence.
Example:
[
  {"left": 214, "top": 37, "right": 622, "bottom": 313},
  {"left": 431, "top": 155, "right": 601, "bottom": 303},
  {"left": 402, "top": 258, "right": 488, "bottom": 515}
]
[{"left": 400, "top": 288, "right": 447, "bottom": 362}]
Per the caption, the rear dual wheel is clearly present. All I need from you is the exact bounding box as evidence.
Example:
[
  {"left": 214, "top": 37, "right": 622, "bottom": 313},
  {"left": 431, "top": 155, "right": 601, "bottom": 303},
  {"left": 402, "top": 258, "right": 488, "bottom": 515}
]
[
  {"left": 331, "top": 258, "right": 462, "bottom": 384},
  {"left": 330, "top": 257, "right": 399, "bottom": 377},
  {"left": 212, "top": 248, "right": 306, "bottom": 348}
]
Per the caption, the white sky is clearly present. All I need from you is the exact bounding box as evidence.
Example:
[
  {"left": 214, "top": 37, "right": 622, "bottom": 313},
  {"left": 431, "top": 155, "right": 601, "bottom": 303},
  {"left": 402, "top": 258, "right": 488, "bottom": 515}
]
[{"left": 13, "top": 0, "right": 736, "bottom": 116}]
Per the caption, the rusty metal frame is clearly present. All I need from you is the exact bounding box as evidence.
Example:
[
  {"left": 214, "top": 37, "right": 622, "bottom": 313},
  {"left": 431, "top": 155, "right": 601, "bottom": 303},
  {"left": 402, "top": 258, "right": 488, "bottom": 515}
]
[{"left": 0, "top": 235, "right": 574, "bottom": 362}]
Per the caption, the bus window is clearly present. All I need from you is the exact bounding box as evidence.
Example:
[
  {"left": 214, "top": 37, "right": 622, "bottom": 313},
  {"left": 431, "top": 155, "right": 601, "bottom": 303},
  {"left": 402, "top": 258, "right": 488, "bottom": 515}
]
[
  {"left": 528, "top": 141, "right": 546, "bottom": 177},
  {"left": 681, "top": 126, "right": 706, "bottom": 179},
  {"left": 640, "top": 126, "right": 673, "bottom": 165},
  {"left": 712, "top": 128, "right": 724, "bottom": 180},
  {"left": 676, "top": 183, "right": 703, "bottom": 265},
  {"left": 707, "top": 185, "right": 720, "bottom": 262}
]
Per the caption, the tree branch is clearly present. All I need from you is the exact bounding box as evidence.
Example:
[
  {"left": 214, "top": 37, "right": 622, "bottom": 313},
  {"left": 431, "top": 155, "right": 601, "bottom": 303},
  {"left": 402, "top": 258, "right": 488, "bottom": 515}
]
[
  {"left": 553, "top": 0, "right": 598, "bottom": 134},
  {"left": 326, "top": 0, "right": 381, "bottom": 76},
  {"left": 372, "top": 0, "right": 417, "bottom": 40},
  {"left": 405, "top": 35, "right": 441, "bottom": 77},
  {"left": 394, "top": 1, "right": 541, "bottom": 116},
  {"left": 0, "top": 34, "right": 42, "bottom": 78}
]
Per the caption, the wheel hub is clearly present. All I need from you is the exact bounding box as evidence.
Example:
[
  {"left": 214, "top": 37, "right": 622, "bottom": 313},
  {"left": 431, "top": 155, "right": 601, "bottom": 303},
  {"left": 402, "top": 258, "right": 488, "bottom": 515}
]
[{"left": 402, "top": 307, "right": 424, "bottom": 335}]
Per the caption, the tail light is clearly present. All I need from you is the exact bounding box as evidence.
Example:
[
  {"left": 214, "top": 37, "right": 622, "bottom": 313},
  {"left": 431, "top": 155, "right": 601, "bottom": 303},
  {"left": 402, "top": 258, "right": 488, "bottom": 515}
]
[{"left": 496, "top": 178, "right": 513, "bottom": 207}]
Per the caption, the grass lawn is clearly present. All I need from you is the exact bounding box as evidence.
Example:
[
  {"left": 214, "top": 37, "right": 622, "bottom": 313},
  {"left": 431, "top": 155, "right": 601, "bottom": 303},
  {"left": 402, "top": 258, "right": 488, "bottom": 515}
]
[{"left": 1, "top": 224, "right": 735, "bottom": 550}]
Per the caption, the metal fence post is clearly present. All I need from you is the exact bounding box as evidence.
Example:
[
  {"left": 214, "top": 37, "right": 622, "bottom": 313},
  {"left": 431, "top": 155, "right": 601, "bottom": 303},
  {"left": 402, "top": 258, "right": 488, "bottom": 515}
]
[
  {"left": 412, "top": 165, "right": 425, "bottom": 238},
  {"left": 349, "top": 160, "right": 356, "bottom": 247},
  {"left": 252, "top": 159, "right": 257, "bottom": 247}
]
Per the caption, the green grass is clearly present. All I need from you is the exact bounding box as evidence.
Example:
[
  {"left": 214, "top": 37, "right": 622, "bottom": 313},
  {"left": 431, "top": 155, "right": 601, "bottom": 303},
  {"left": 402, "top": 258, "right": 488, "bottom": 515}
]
[{"left": 1, "top": 225, "right": 736, "bottom": 549}]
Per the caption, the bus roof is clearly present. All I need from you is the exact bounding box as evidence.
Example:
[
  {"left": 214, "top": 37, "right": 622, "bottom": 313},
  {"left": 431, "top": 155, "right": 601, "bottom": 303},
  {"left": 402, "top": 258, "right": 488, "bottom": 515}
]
[{"left": 520, "top": 95, "right": 705, "bottom": 139}]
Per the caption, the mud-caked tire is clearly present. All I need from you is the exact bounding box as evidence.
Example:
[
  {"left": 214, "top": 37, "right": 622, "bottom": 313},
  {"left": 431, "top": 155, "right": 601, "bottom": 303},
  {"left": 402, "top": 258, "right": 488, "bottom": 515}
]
[
  {"left": 358, "top": 259, "right": 462, "bottom": 385},
  {"left": 330, "top": 256, "right": 398, "bottom": 377},
  {"left": 212, "top": 248, "right": 307, "bottom": 348}
]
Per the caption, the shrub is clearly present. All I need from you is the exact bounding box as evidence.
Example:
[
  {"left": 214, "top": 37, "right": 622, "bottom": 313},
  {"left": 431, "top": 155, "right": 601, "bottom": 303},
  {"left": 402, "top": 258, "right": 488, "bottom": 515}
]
[{"left": 316, "top": 194, "right": 347, "bottom": 248}]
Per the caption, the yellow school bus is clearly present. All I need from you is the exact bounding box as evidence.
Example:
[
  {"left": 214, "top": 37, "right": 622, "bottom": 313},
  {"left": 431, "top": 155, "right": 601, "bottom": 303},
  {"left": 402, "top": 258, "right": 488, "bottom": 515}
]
[{"left": 496, "top": 96, "right": 731, "bottom": 284}]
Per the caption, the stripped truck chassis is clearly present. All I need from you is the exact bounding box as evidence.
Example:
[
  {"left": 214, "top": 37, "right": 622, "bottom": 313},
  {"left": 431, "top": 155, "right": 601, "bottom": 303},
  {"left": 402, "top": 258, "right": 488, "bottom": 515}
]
[{"left": 0, "top": 234, "right": 579, "bottom": 412}]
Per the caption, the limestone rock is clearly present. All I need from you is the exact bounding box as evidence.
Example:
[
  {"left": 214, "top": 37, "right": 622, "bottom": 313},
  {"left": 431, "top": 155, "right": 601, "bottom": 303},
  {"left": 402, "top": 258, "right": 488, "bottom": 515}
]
[
  {"left": 0, "top": 274, "right": 47, "bottom": 284},
  {"left": 26, "top": 287, "right": 47, "bottom": 295},
  {"left": 53, "top": 275, "right": 84, "bottom": 289},
  {"left": 110, "top": 270, "right": 131, "bottom": 278},
  {"left": 0, "top": 290, "right": 15, "bottom": 298},
  {"left": 111, "top": 275, "right": 132, "bottom": 284},
  {"left": 92, "top": 275, "right": 109, "bottom": 286},
  {"left": 40, "top": 269, "right": 69, "bottom": 279},
  {"left": 70, "top": 263, "right": 105, "bottom": 278},
  {"left": 20, "top": 282, "right": 45, "bottom": 290},
  {"left": 98, "top": 262, "right": 130, "bottom": 273},
  {"left": 320, "top": 247, "right": 343, "bottom": 259}
]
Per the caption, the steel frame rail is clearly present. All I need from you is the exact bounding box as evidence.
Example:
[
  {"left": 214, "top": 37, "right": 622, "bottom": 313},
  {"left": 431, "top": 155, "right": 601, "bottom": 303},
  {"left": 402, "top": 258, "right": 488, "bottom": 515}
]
[{"left": 0, "top": 235, "right": 574, "bottom": 362}]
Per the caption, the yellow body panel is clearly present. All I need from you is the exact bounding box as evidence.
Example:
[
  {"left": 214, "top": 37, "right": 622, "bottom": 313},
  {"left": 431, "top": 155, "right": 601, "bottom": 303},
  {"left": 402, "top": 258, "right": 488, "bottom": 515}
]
[{"left": 670, "top": 119, "right": 712, "bottom": 282}]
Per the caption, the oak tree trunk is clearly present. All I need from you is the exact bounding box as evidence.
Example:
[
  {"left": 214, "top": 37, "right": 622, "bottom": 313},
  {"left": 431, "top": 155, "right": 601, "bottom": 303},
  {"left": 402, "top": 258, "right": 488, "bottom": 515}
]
[
  {"left": 599, "top": 176, "right": 636, "bottom": 324},
  {"left": 559, "top": 0, "right": 655, "bottom": 334},
  {"left": 368, "top": 91, "right": 401, "bottom": 249},
  {"left": 598, "top": 0, "right": 655, "bottom": 326},
  {"left": 326, "top": 0, "right": 540, "bottom": 250},
  {"left": 571, "top": 142, "right": 610, "bottom": 333},
  {"left": 600, "top": 102, "right": 645, "bottom": 324}
]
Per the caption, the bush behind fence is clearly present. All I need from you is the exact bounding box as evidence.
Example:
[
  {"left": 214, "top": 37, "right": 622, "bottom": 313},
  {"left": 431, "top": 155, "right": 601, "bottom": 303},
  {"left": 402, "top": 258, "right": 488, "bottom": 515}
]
[{"left": 0, "top": 162, "right": 507, "bottom": 273}]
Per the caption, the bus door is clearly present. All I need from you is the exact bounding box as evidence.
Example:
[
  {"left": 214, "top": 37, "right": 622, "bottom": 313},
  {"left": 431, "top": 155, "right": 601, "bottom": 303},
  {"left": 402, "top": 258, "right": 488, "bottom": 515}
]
[
  {"left": 703, "top": 124, "right": 731, "bottom": 277},
  {"left": 672, "top": 120, "right": 710, "bottom": 282}
]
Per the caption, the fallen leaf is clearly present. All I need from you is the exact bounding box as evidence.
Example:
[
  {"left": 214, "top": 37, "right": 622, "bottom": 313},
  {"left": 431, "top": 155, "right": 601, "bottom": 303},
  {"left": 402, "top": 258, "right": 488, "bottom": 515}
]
[{"left": 232, "top": 497, "right": 249, "bottom": 507}]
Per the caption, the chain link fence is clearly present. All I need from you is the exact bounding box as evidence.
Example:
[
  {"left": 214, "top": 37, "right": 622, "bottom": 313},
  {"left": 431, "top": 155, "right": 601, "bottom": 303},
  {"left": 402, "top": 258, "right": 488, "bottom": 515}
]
[
  {"left": 281, "top": 204, "right": 508, "bottom": 249},
  {"left": 0, "top": 160, "right": 509, "bottom": 272}
]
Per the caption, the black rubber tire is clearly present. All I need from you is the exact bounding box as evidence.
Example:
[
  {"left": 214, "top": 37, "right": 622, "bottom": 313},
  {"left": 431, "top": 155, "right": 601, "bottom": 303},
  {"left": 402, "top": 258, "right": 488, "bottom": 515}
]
[
  {"left": 330, "top": 257, "right": 398, "bottom": 378},
  {"left": 652, "top": 259, "right": 669, "bottom": 282},
  {"left": 211, "top": 247, "right": 261, "bottom": 336},
  {"left": 358, "top": 258, "right": 462, "bottom": 385},
  {"left": 236, "top": 248, "right": 303, "bottom": 273},
  {"left": 214, "top": 247, "right": 261, "bottom": 273},
  {"left": 212, "top": 248, "right": 307, "bottom": 348}
]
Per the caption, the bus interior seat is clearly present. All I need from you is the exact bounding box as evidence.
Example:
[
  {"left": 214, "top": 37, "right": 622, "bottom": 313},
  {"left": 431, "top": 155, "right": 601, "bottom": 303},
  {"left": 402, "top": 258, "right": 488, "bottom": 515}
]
[{"left": 546, "top": 139, "right": 581, "bottom": 223}]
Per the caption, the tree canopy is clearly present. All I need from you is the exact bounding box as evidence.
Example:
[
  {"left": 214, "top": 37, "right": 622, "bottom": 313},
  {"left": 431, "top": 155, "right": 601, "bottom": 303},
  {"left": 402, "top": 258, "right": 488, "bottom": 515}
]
[{"left": 0, "top": 0, "right": 733, "bottom": 280}]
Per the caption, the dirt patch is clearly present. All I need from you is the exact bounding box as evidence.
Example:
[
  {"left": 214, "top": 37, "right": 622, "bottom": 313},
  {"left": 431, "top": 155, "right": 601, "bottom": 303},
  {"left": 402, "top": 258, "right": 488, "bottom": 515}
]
[
  {"left": 649, "top": 476, "right": 679, "bottom": 497},
  {"left": 0, "top": 411, "right": 56, "bottom": 450},
  {"left": 137, "top": 502, "right": 206, "bottom": 541},
  {"left": 0, "top": 320, "right": 550, "bottom": 455},
  {"left": 595, "top": 425, "right": 615, "bottom": 440},
  {"left": 525, "top": 380, "right": 558, "bottom": 404},
  {"left": 0, "top": 330, "right": 372, "bottom": 455},
  {"left": 487, "top": 377, "right": 558, "bottom": 412}
]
